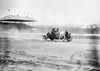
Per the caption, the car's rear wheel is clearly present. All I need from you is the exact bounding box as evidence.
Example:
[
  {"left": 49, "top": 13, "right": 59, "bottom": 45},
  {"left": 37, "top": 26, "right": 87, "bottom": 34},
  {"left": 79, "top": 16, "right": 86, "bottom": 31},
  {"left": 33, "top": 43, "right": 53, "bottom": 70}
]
[
  {"left": 67, "top": 37, "right": 72, "bottom": 41},
  {"left": 60, "top": 35, "right": 64, "bottom": 40}
]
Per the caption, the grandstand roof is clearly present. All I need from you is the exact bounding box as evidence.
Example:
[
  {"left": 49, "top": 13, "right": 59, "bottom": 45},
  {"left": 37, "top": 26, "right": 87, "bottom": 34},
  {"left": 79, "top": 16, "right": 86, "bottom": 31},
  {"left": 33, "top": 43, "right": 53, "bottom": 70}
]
[{"left": 0, "top": 15, "right": 36, "bottom": 22}]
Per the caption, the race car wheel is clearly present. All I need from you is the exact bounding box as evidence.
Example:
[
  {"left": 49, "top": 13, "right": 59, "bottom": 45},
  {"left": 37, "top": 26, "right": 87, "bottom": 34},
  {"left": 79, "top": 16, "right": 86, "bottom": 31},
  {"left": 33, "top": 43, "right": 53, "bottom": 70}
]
[{"left": 43, "top": 35, "right": 47, "bottom": 39}]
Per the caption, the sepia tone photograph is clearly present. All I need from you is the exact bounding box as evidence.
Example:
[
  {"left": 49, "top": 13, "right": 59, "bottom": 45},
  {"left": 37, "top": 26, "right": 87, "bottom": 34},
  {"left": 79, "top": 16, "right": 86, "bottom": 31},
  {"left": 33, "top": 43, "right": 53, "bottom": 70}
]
[{"left": 0, "top": 0, "right": 100, "bottom": 71}]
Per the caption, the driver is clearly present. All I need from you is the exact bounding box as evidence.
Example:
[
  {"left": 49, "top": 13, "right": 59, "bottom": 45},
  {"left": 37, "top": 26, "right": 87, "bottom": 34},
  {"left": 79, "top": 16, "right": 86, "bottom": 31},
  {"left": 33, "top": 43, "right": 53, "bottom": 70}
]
[{"left": 51, "top": 28, "right": 56, "bottom": 37}]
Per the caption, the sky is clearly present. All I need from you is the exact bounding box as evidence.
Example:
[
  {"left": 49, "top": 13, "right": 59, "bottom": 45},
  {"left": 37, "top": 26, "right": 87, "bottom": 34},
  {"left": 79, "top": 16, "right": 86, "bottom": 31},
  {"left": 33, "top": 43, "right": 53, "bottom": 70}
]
[{"left": 0, "top": 0, "right": 100, "bottom": 26}]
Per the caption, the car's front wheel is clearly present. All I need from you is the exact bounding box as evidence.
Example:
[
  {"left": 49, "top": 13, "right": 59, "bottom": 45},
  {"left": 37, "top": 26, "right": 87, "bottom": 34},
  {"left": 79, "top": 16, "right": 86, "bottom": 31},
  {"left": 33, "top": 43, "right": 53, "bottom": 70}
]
[{"left": 43, "top": 35, "right": 47, "bottom": 39}]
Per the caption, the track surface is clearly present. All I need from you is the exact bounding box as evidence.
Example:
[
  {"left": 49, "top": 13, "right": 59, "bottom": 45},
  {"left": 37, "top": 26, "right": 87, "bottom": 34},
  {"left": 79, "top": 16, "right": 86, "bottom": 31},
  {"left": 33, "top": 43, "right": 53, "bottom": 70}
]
[{"left": 0, "top": 33, "right": 100, "bottom": 71}]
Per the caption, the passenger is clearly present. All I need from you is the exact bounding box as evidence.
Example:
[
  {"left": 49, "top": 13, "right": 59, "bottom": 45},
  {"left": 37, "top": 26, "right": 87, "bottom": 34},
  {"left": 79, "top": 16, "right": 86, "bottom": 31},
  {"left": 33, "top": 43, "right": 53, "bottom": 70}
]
[
  {"left": 56, "top": 28, "right": 60, "bottom": 34},
  {"left": 56, "top": 28, "right": 59, "bottom": 32},
  {"left": 65, "top": 30, "right": 69, "bottom": 39},
  {"left": 55, "top": 28, "right": 60, "bottom": 37}
]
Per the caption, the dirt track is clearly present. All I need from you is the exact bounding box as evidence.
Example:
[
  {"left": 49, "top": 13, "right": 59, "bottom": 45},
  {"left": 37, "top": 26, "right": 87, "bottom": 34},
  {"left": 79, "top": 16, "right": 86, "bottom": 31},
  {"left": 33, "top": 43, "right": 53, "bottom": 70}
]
[{"left": 0, "top": 33, "right": 100, "bottom": 71}]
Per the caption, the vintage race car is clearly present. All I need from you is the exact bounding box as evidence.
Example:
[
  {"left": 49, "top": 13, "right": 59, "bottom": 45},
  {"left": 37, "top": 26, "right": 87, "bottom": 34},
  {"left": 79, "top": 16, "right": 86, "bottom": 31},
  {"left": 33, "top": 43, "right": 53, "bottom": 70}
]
[{"left": 43, "top": 31, "right": 72, "bottom": 42}]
